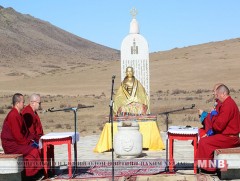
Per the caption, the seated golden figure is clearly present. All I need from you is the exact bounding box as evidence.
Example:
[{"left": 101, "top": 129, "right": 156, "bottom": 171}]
[{"left": 113, "top": 66, "right": 150, "bottom": 115}]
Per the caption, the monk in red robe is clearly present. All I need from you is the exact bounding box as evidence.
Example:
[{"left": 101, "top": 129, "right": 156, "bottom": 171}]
[
  {"left": 196, "top": 85, "right": 240, "bottom": 172},
  {"left": 22, "top": 93, "right": 43, "bottom": 143},
  {"left": 1, "top": 93, "right": 43, "bottom": 178},
  {"left": 22, "top": 93, "right": 55, "bottom": 178}
]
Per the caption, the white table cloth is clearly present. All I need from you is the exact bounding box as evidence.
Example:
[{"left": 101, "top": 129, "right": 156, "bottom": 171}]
[
  {"left": 39, "top": 132, "right": 80, "bottom": 149},
  {"left": 168, "top": 126, "right": 198, "bottom": 135}
]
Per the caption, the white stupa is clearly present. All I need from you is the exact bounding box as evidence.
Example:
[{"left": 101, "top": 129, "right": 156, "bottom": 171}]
[{"left": 121, "top": 8, "right": 150, "bottom": 100}]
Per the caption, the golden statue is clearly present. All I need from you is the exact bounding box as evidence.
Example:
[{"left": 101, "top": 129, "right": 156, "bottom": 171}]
[{"left": 113, "top": 66, "right": 150, "bottom": 115}]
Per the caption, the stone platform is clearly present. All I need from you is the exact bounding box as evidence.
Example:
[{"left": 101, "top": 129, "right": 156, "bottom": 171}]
[
  {"left": 0, "top": 153, "right": 23, "bottom": 181},
  {"left": 215, "top": 147, "right": 240, "bottom": 180}
]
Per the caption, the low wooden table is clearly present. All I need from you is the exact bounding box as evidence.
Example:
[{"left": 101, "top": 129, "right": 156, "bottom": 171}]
[
  {"left": 39, "top": 132, "right": 80, "bottom": 178},
  {"left": 167, "top": 126, "right": 198, "bottom": 173}
]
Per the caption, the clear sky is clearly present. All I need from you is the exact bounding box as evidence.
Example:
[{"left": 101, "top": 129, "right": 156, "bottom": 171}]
[{"left": 1, "top": 0, "right": 240, "bottom": 52}]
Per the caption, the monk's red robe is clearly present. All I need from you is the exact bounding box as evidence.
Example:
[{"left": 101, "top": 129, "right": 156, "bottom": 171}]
[
  {"left": 1, "top": 108, "right": 42, "bottom": 176},
  {"left": 197, "top": 96, "right": 240, "bottom": 171},
  {"left": 22, "top": 105, "right": 43, "bottom": 142}
]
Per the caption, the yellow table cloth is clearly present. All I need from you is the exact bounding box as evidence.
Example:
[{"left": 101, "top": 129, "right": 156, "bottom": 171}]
[{"left": 94, "top": 121, "right": 165, "bottom": 153}]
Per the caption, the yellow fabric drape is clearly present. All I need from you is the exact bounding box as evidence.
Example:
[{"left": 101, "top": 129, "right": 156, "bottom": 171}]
[{"left": 94, "top": 121, "right": 165, "bottom": 153}]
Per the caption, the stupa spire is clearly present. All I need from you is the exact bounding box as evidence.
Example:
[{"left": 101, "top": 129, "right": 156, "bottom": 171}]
[
  {"left": 130, "top": 7, "right": 138, "bottom": 19},
  {"left": 129, "top": 7, "right": 139, "bottom": 34}
]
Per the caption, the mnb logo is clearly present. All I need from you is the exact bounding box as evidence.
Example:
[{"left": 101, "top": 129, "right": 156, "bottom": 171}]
[{"left": 197, "top": 159, "right": 228, "bottom": 171}]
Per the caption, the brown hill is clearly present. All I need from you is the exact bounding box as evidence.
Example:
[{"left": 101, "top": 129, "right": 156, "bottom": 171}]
[
  {"left": 150, "top": 38, "right": 240, "bottom": 92},
  {"left": 0, "top": 6, "right": 120, "bottom": 77}
]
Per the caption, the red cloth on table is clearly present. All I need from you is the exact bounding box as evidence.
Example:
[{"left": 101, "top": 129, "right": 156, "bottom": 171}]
[
  {"left": 197, "top": 96, "right": 240, "bottom": 171},
  {"left": 1, "top": 108, "right": 42, "bottom": 176}
]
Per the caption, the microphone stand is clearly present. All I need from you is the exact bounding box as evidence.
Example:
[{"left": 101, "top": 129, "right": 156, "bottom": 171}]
[
  {"left": 49, "top": 105, "right": 94, "bottom": 178},
  {"left": 158, "top": 104, "right": 195, "bottom": 173},
  {"left": 109, "top": 75, "right": 115, "bottom": 181}
]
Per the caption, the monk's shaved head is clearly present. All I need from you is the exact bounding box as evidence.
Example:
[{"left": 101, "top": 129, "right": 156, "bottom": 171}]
[
  {"left": 12, "top": 93, "right": 23, "bottom": 106},
  {"left": 217, "top": 84, "right": 230, "bottom": 95}
]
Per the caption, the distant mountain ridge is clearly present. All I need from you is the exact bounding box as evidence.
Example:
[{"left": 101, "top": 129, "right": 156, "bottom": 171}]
[{"left": 0, "top": 6, "right": 120, "bottom": 76}]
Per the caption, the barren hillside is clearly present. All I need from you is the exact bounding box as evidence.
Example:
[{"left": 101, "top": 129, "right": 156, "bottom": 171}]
[
  {"left": 150, "top": 38, "right": 240, "bottom": 91},
  {"left": 0, "top": 6, "right": 120, "bottom": 78}
]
